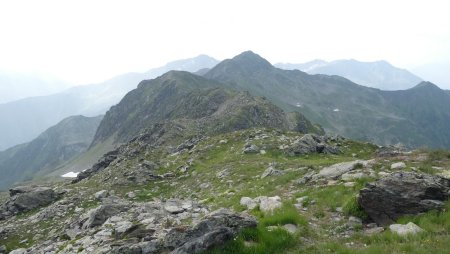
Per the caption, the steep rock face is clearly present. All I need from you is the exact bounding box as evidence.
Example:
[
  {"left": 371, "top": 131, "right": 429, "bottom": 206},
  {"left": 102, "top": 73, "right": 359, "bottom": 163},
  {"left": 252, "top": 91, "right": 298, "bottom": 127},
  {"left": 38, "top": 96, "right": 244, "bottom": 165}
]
[
  {"left": 358, "top": 172, "right": 450, "bottom": 225},
  {"left": 92, "top": 71, "right": 322, "bottom": 146},
  {"left": 0, "top": 115, "right": 103, "bottom": 190},
  {"left": 205, "top": 51, "right": 450, "bottom": 148}
]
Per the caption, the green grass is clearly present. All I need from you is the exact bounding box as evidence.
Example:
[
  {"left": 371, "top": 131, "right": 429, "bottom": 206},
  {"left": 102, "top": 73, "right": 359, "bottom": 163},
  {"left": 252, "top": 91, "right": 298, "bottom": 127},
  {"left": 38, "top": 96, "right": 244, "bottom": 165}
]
[
  {"left": 343, "top": 196, "right": 368, "bottom": 220},
  {"left": 204, "top": 226, "right": 296, "bottom": 254},
  {"left": 258, "top": 203, "right": 308, "bottom": 227}
]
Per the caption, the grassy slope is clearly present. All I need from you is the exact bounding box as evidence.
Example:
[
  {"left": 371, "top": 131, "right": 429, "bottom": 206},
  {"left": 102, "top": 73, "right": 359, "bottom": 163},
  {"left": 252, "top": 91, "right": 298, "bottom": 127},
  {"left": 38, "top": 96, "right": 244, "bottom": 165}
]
[{"left": 1, "top": 129, "right": 449, "bottom": 253}]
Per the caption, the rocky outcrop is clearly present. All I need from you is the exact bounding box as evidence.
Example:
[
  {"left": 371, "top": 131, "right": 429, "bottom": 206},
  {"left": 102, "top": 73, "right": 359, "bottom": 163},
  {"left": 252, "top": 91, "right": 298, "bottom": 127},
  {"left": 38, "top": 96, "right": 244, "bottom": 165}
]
[
  {"left": 166, "top": 209, "right": 257, "bottom": 253},
  {"left": 261, "top": 163, "right": 284, "bottom": 179},
  {"left": 312, "top": 160, "right": 374, "bottom": 181},
  {"left": 0, "top": 186, "right": 62, "bottom": 219},
  {"left": 358, "top": 172, "right": 450, "bottom": 225},
  {"left": 82, "top": 203, "right": 129, "bottom": 229},
  {"left": 285, "top": 134, "right": 340, "bottom": 156},
  {"left": 73, "top": 149, "right": 119, "bottom": 183}
]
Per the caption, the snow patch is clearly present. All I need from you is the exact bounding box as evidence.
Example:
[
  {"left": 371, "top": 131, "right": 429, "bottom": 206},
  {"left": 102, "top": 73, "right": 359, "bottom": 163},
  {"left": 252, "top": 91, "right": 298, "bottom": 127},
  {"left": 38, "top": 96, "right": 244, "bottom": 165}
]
[
  {"left": 61, "top": 171, "right": 79, "bottom": 178},
  {"left": 333, "top": 108, "right": 340, "bottom": 112}
]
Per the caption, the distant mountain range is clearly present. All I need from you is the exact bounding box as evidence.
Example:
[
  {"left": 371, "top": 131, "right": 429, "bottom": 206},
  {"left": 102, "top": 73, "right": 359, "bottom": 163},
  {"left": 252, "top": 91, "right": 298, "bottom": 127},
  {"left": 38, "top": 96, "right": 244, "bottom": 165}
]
[
  {"left": 0, "top": 55, "right": 219, "bottom": 151},
  {"left": 276, "top": 59, "right": 423, "bottom": 90},
  {"left": 0, "top": 70, "right": 71, "bottom": 104},
  {"left": 0, "top": 115, "right": 102, "bottom": 190},
  {"left": 207, "top": 51, "right": 450, "bottom": 148}
]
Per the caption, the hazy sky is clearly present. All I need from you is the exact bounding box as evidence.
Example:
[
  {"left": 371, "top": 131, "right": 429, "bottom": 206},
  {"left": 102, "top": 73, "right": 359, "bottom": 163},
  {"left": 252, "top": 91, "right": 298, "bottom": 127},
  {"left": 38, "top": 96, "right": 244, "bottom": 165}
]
[{"left": 0, "top": 0, "right": 449, "bottom": 85}]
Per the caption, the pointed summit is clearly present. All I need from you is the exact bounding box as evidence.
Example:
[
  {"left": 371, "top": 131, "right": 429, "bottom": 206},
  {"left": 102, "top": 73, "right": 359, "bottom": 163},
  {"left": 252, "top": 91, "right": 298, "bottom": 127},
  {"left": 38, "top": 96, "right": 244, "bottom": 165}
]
[
  {"left": 412, "top": 81, "right": 441, "bottom": 90},
  {"left": 231, "top": 50, "right": 273, "bottom": 69},
  {"left": 205, "top": 51, "right": 274, "bottom": 81}
]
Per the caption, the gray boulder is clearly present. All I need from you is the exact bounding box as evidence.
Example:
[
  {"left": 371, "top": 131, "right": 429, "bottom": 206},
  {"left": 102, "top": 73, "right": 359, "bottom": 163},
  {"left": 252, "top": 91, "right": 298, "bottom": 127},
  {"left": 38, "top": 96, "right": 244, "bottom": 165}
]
[
  {"left": 0, "top": 186, "right": 62, "bottom": 219},
  {"left": 243, "top": 144, "right": 259, "bottom": 154},
  {"left": 83, "top": 204, "right": 127, "bottom": 228},
  {"left": 261, "top": 164, "right": 284, "bottom": 179},
  {"left": 358, "top": 172, "right": 450, "bottom": 225},
  {"left": 312, "top": 160, "right": 373, "bottom": 181},
  {"left": 389, "top": 222, "right": 424, "bottom": 236},
  {"left": 165, "top": 209, "right": 257, "bottom": 253},
  {"left": 285, "top": 134, "right": 339, "bottom": 156}
]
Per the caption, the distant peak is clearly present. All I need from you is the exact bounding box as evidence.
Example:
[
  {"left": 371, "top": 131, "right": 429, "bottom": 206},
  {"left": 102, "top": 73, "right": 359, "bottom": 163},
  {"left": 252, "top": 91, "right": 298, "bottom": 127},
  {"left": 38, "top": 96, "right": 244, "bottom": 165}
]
[
  {"left": 412, "top": 81, "right": 441, "bottom": 90},
  {"left": 231, "top": 51, "right": 273, "bottom": 70}
]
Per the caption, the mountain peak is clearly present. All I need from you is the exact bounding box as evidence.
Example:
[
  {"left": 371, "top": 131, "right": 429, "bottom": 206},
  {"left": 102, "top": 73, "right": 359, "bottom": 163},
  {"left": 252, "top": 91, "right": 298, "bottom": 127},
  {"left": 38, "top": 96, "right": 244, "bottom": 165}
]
[
  {"left": 231, "top": 51, "right": 273, "bottom": 70},
  {"left": 205, "top": 51, "right": 274, "bottom": 79},
  {"left": 412, "top": 81, "right": 441, "bottom": 91}
]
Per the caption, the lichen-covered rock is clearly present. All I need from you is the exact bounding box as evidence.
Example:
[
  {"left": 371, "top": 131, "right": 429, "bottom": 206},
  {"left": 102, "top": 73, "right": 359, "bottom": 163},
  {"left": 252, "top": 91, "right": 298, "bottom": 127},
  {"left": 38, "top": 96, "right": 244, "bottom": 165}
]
[
  {"left": 312, "top": 160, "right": 373, "bottom": 181},
  {"left": 389, "top": 222, "right": 424, "bottom": 236},
  {"left": 285, "top": 134, "right": 339, "bottom": 156},
  {"left": 166, "top": 209, "right": 257, "bottom": 253},
  {"left": 358, "top": 172, "right": 450, "bottom": 225}
]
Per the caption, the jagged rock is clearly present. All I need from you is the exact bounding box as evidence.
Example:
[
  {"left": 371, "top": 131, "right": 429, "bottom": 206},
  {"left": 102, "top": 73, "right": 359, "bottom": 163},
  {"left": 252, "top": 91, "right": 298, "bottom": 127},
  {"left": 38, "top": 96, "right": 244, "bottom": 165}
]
[
  {"left": 390, "top": 162, "right": 406, "bottom": 170},
  {"left": 166, "top": 209, "right": 257, "bottom": 253},
  {"left": 0, "top": 186, "right": 62, "bottom": 219},
  {"left": 243, "top": 144, "right": 259, "bottom": 154},
  {"left": 73, "top": 149, "right": 119, "bottom": 183},
  {"left": 389, "top": 222, "right": 424, "bottom": 236},
  {"left": 164, "top": 199, "right": 186, "bottom": 214},
  {"left": 261, "top": 164, "right": 284, "bottom": 179},
  {"left": 296, "top": 171, "right": 315, "bottom": 184},
  {"left": 358, "top": 172, "right": 450, "bottom": 225},
  {"left": 285, "top": 134, "right": 339, "bottom": 156},
  {"left": 312, "top": 160, "right": 373, "bottom": 181},
  {"left": 240, "top": 197, "right": 258, "bottom": 210},
  {"left": 94, "top": 190, "right": 108, "bottom": 200},
  {"left": 0, "top": 245, "right": 6, "bottom": 254},
  {"left": 83, "top": 204, "right": 127, "bottom": 228}
]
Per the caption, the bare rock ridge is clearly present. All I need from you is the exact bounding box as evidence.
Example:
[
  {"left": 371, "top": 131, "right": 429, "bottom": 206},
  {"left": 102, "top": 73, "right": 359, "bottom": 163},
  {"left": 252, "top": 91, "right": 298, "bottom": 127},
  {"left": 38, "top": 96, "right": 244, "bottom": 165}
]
[{"left": 91, "top": 70, "right": 323, "bottom": 147}]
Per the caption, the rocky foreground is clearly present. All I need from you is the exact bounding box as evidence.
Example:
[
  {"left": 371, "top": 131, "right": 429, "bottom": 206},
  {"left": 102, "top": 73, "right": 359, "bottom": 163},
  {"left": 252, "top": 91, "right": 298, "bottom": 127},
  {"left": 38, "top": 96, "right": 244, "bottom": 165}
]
[{"left": 1, "top": 129, "right": 449, "bottom": 253}]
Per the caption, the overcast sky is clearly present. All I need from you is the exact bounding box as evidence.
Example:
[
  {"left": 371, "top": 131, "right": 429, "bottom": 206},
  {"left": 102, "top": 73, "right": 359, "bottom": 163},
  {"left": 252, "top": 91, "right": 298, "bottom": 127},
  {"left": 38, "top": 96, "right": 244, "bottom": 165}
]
[{"left": 0, "top": 0, "right": 449, "bottom": 85}]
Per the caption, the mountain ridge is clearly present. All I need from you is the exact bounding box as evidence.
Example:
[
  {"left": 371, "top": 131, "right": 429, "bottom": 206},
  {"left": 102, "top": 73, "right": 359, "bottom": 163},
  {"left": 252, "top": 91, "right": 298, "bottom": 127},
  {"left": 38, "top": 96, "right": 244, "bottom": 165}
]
[
  {"left": 275, "top": 58, "right": 423, "bottom": 90},
  {"left": 0, "top": 55, "right": 219, "bottom": 151},
  {"left": 206, "top": 51, "right": 450, "bottom": 148}
]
